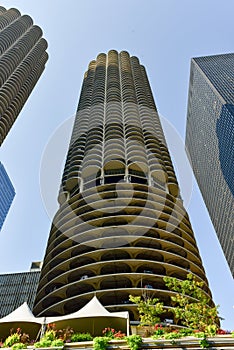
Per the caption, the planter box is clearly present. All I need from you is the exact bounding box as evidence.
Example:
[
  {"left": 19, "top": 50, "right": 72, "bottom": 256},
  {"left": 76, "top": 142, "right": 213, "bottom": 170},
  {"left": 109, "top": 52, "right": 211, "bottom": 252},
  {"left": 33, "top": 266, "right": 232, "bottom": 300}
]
[
  {"left": 63, "top": 336, "right": 234, "bottom": 350},
  {"left": 30, "top": 347, "right": 64, "bottom": 350},
  {"left": 131, "top": 326, "right": 154, "bottom": 337}
]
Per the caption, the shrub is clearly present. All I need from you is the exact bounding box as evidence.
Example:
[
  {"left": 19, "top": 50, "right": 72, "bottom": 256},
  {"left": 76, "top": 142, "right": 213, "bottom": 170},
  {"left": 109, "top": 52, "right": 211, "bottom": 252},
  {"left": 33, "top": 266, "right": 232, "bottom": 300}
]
[
  {"left": 70, "top": 333, "right": 93, "bottom": 342},
  {"left": 51, "top": 339, "right": 64, "bottom": 347},
  {"left": 4, "top": 333, "right": 21, "bottom": 347},
  {"left": 43, "top": 330, "right": 57, "bottom": 342},
  {"left": 164, "top": 331, "right": 181, "bottom": 340},
  {"left": 34, "top": 338, "right": 64, "bottom": 348},
  {"left": 199, "top": 337, "right": 210, "bottom": 348},
  {"left": 194, "top": 331, "right": 206, "bottom": 339},
  {"left": 125, "top": 335, "right": 142, "bottom": 350},
  {"left": 205, "top": 324, "right": 217, "bottom": 336},
  {"left": 152, "top": 334, "right": 163, "bottom": 339},
  {"left": 178, "top": 328, "right": 193, "bottom": 337},
  {"left": 34, "top": 339, "right": 52, "bottom": 348},
  {"left": 152, "top": 326, "right": 197, "bottom": 340},
  {"left": 34, "top": 327, "right": 59, "bottom": 348},
  {"left": 93, "top": 337, "right": 109, "bottom": 350},
  {"left": 12, "top": 343, "right": 27, "bottom": 350}
]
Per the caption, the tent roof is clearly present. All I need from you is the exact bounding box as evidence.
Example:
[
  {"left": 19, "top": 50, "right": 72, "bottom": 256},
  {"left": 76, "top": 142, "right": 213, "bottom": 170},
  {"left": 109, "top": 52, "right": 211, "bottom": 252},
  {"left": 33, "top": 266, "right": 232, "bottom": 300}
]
[
  {"left": 110, "top": 311, "right": 129, "bottom": 319},
  {"left": 46, "top": 296, "right": 129, "bottom": 323},
  {"left": 0, "top": 302, "right": 44, "bottom": 324},
  {"left": 74, "top": 296, "right": 111, "bottom": 317}
]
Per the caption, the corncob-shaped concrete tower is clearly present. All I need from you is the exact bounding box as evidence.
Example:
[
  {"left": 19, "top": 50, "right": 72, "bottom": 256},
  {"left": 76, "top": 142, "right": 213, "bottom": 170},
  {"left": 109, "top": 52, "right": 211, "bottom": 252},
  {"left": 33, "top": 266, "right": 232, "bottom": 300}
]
[
  {"left": 34, "top": 50, "right": 213, "bottom": 320},
  {"left": 0, "top": 6, "right": 48, "bottom": 145}
]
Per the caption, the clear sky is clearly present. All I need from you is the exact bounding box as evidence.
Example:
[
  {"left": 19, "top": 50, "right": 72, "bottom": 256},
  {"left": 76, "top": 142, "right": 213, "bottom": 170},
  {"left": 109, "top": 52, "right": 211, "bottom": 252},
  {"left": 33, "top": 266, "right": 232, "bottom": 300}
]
[{"left": 0, "top": 0, "right": 233, "bottom": 329}]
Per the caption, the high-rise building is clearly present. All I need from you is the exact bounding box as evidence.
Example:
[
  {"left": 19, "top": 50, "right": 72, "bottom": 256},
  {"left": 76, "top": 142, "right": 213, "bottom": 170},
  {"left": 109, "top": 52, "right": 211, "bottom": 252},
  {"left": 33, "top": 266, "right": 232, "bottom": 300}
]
[
  {"left": 186, "top": 53, "right": 234, "bottom": 277},
  {"left": 34, "top": 50, "right": 214, "bottom": 320},
  {"left": 0, "top": 162, "right": 15, "bottom": 231},
  {"left": 0, "top": 262, "right": 41, "bottom": 317},
  {"left": 0, "top": 6, "right": 48, "bottom": 146}
]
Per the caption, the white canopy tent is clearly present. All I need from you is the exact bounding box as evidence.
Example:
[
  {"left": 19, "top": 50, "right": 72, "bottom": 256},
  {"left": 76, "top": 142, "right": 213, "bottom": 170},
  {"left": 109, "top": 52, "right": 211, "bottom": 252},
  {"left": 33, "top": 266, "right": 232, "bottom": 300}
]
[
  {"left": 45, "top": 296, "right": 130, "bottom": 336},
  {"left": 0, "top": 302, "right": 44, "bottom": 340},
  {"left": 0, "top": 297, "right": 130, "bottom": 339}
]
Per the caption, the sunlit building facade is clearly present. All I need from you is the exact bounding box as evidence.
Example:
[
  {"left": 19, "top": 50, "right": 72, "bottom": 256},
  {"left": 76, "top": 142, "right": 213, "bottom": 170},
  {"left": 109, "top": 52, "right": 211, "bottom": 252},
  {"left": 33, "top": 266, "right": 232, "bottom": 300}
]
[
  {"left": 186, "top": 53, "right": 234, "bottom": 277},
  {"left": 34, "top": 50, "right": 213, "bottom": 320},
  {"left": 0, "top": 6, "right": 48, "bottom": 146},
  {"left": 0, "top": 162, "right": 15, "bottom": 231}
]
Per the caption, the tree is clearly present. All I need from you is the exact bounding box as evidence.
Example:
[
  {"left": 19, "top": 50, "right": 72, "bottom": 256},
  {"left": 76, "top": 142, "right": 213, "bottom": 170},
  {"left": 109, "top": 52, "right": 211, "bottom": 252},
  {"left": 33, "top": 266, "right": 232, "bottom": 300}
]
[
  {"left": 129, "top": 295, "right": 165, "bottom": 326},
  {"left": 163, "top": 273, "right": 219, "bottom": 332}
]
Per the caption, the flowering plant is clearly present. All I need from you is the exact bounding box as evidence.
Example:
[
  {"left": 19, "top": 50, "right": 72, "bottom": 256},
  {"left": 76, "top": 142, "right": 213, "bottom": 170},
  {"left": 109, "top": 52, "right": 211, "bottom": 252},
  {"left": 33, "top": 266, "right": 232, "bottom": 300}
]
[
  {"left": 57, "top": 326, "right": 74, "bottom": 341},
  {"left": 154, "top": 324, "right": 164, "bottom": 336},
  {"left": 3, "top": 328, "right": 30, "bottom": 348},
  {"left": 102, "top": 327, "right": 115, "bottom": 338},
  {"left": 113, "top": 330, "right": 126, "bottom": 339},
  {"left": 101, "top": 328, "right": 125, "bottom": 339},
  {"left": 216, "top": 329, "right": 230, "bottom": 335}
]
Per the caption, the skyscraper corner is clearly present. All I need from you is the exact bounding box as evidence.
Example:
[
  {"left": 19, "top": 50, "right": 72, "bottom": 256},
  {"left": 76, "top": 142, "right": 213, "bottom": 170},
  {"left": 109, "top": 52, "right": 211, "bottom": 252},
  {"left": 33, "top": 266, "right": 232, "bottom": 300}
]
[
  {"left": 0, "top": 161, "right": 15, "bottom": 231},
  {"left": 186, "top": 52, "right": 234, "bottom": 277},
  {"left": 0, "top": 6, "right": 48, "bottom": 146}
]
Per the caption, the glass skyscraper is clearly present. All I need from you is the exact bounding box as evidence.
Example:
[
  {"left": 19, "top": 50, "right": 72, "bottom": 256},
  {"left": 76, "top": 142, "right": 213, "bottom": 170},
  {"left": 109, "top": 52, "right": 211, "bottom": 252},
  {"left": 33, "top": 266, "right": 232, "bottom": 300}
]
[
  {"left": 0, "top": 262, "right": 41, "bottom": 318},
  {"left": 0, "top": 162, "right": 15, "bottom": 231},
  {"left": 34, "top": 50, "right": 214, "bottom": 320},
  {"left": 186, "top": 53, "right": 234, "bottom": 277}
]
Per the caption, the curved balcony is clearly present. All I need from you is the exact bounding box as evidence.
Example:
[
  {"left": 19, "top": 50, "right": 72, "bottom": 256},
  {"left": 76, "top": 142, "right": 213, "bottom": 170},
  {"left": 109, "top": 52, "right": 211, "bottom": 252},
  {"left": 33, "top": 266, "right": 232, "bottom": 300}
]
[
  {"left": 104, "top": 149, "right": 125, "bottom": 162},
  {"left": 105, "top": 137, "right": 124, "bottom": 149}
]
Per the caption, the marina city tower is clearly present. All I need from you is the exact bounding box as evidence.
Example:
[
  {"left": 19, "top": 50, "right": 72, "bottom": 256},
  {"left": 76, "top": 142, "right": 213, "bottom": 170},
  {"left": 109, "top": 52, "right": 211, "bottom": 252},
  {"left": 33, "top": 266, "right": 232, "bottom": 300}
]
[
  {"left": 34, "top": 50, "right": 213, "bottom": 320},
  {"left": 0, "top": 6, "right": 48, "bottom": 145}
]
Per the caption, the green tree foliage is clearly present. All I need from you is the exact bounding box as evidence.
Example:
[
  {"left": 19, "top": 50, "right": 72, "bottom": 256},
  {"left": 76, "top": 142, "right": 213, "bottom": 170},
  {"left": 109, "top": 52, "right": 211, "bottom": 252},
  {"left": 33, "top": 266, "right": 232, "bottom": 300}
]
[
  {"left": 129, "top": 295, "right": 165, "bottom": 326},
  {"left": 163, "top": 273, "right": 219, "bottom": 332}
]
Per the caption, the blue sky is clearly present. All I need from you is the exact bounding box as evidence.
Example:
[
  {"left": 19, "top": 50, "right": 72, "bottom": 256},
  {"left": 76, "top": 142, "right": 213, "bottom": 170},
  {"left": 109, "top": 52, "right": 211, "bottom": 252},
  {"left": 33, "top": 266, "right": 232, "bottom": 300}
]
[{"left": 0, "top": 0, "right": 233, "bottom": 328}]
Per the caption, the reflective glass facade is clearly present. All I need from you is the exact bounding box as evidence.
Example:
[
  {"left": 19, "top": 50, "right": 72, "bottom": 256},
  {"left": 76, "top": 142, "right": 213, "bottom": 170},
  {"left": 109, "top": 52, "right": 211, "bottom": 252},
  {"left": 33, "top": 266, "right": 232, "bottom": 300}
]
[
  {"left": 186, "top": 53, "right": 234, "bottom": 277},
  {"left": 0, "top": 270, "right": 40, "bottom": 317},
  {"left": 0, "top": 162, "right": 15, "bottom": 231}
]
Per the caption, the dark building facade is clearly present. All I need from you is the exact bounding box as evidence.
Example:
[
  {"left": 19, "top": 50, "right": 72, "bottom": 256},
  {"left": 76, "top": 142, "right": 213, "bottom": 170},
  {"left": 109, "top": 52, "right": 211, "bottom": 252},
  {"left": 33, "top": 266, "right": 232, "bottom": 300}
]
[
  {"left": 34, "top": 50, "right": 214, "bottom": 320},
  {"left": 0, "top": 6, "right": 48, "bottom": 146},
  {"left": 186, "top": 53, "right": 234, "bottom": 277},
  {"left": 0, "top": 162, "right": 15, "bottom": 231},
  {"left": 0, "top": 263, "right": 41, "bottom": 317}
]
